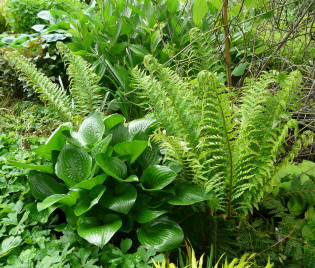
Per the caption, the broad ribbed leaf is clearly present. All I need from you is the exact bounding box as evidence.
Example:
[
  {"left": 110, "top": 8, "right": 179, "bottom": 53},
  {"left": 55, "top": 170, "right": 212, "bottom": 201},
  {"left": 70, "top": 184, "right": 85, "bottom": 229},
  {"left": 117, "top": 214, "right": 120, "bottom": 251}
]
[
  {"left": 104, "top": 114, "right": 125, "bottom": 131},
  {"left": 28, "top": 171, "right": 66, "bottom": 200},
  {"left": 77, "top": 215, "right": 122, "bottom": 247},
  {"left": 76, "top": 174, "right": 107, "bottom": 190},
  {"left": 78, "top": 111, "right": 105, "bottom": 146},
  {"left": 96, "top": 154, "right": 127, "bottom": 180},
  {"left": 91, "top": 135, "right": 112, "bottom": 159},
  {"left": 42, "top": 122, "right": 73, "bottom": 158},
  {"left": 128, "top": 116, "right": 156, "bottom": 137},
  {"left": 55, "top": 144, "right": 92, "bottom": 187},
  {"left": 74, "top": 185, "right": 106, "bottom": 216},
  {"left": 114, "top": 140, "right": 147, "bottom": 164},
  {"left": 9, "top": 161, "right": 54, "bottom": 174},
  {"left": 168, "top": 183, "right": 211, "bottom": 205},
  {"left": 108, "top": 124, "right": 132, "bottom": 146},
  {"left": 100, "top": 183, "right": 137, "bottom": 214},
  {"left": 140, "top": 165, "right": 176, "bottom": 190},
  {"left": 137, "top": 216, "right": 184, "bottom": 251},
  {"left": 37, "top": 190, "right": 79, "bottom": 211},
  {"left": 130, "top": 195, "right": 169, "bottom": 223},
  {"left": 138, "top": 143, "right": 161, "bottom": 170}
]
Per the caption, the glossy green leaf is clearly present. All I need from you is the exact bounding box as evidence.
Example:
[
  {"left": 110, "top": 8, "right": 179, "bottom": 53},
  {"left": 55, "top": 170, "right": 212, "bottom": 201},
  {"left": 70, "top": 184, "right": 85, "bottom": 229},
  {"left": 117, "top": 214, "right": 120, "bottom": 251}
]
[
  {"left": 78, "top": 111, "right": 105, "bottom": 146},
  {"left": 168, "top": 183, "right": 211, "bottom": 205},
  {"left": 114, "top": 140, "right": 147, "bottom": 164},
  {"left": 62, "top": 130, "right": 83, "bottom": 148},
  {"left": 37, "top": 122, "right": 72, "bottom": 158},
  {"left": 55, "top": 144, "right": 92, "bottom": 187},
  {"left": 100, "top": 183, "right": 137, "bottom": 214},
  {"left": 137, "top": 216, "right": 184, "bottom": 251},
  {"left": 77, "top": 215, "right": 122, "bottom": 247},
  {"left": 108, "top": 124, "right": 132, "bottom": 146},
  {"left": 9, "top": 161, "right": 54, "bottom": 174},
  {"left": 138, "top": 143, "right": 161, "bottom": 170},
  {"left": 193, "top": 0, "right": 208, "bottom": 27},
  {"left": 75, "top": 174, "right": 107, "bottom": 190},
  {"left": 91, "top": 135, "right": 112, "bottom": 159},
  {"left": 140, "top": 165, "right": 176, "bottom": 190},
  {"left": 127, "top": 116, "right": 156, "bottom": 137},
  {"left": 96, "top": 154, "right": 127, "bottom": 180},
  {"left": 28, "top": 171, "right": 66, "bottom": 200},
  {"left": 74, "top": 185, "right": 106, "bottom": 216},
  {"left": 104, "top": 114, "right": 125, "bottom": 132},
  {"left": 37, "top": 190, "right": 79, "bottom": 211}
]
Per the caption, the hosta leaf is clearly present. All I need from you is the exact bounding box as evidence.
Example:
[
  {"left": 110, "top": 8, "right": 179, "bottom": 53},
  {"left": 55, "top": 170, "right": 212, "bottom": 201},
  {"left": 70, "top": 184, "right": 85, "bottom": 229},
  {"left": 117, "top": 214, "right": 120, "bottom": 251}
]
[
  {"left": 114, "top": 140, "right": 148, "bottom": 164},
  {"left": 9, "top": 161, "right": 54, "bottom": 174},
  {"left": 96, "top": 154, "right": 127, "bottom": 180},
  {"left": 137, "top": 216, "right": 184, "bottom": 251},
  {"left": 77, "top": 215, "right": 122, "bottom": 247},
  {"left": 168, "top": 183, "right": 211, "bottom": 205},
  {"left": 74, "top": 185, "right": 106, "bottom": 216},
  {"left": 75, "top": 174, "right": 108, "bottom": 190},
  {"left": 55, "top": 144, "right": 92, "bottom": 187},
  {"left": 100, "top": 183, "right": 137, "bottom": 214},
  {"left": 137, "top": 143, "right": 161, "bottom": 170},
  {"left": 37, "top": 190, "right": 79, "bottom": 211},
  {"left": 78, "top": 111, "right": 105, "bottom": 146},
  {"left": 41, "top": 122, "right": 73, "bottom": 158},
  {"left": 128, "top": 116, "right": 156, "bottom": 137},
  {"left": 108, "top": 124, "right": 132, "bottom": 146},
  {"left": 130, "top": 195, "right": 169, "bottom": 223},
  {"left": 140, "top": 165, "right": 176, "bottom": 190},
  {"left": 104, "top": 114, "right": 125, "bottom": 131},
  {"left": 28, "top": 171, "right": 66, "bottom": 200},
  {"left": 62, "top": 130, "right": 84, "bottom": 148},
  {"left": 91, "top": 135, "right": 112, "bottom": 159}
]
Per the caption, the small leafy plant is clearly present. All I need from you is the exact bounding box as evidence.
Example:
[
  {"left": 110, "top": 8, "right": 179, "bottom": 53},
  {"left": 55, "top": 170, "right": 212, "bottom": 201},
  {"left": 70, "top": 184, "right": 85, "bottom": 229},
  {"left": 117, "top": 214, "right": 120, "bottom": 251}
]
[{"left": 11, "top": 111, "right": 213, "bottom": 251}]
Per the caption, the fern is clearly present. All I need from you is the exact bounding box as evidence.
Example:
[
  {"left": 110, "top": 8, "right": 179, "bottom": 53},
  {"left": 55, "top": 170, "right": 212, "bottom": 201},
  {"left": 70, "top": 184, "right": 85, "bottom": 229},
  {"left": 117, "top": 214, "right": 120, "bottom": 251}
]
[
  {"left": 132, "top": 55, "right": 314, "bottom": 218},
  {"left": 4, "top": 51, "right": 73, "bottom": 122},
  {"left": 5, "top": 42, "right": 102, "bottom": 123},
  {"left": 56, "top": 42, "right": 102, "bottom": 116}
]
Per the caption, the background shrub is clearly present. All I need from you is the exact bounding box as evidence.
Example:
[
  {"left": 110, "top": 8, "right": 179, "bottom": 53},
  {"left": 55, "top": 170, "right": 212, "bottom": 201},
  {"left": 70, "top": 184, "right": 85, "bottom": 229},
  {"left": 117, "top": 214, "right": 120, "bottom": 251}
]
[{"left": 3, "top": 0, "right": 86, "bottom": 33}]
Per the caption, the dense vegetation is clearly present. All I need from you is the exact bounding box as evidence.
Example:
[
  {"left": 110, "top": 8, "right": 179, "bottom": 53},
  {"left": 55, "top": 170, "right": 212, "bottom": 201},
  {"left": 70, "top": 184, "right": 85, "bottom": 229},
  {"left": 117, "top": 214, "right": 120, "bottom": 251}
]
[{"left": 0, "top": 0, "right": 314, "bottom": 267}]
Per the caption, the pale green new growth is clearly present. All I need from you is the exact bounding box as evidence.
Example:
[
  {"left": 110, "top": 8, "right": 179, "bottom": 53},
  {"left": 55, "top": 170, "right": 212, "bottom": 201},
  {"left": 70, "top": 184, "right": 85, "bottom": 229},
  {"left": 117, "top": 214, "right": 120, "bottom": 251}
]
[
  {"left": 132, "top": 55, "right": 313, "bottom": 218},
  {"left": 5, "top": 42, "right": 102, "bottom": 123}
]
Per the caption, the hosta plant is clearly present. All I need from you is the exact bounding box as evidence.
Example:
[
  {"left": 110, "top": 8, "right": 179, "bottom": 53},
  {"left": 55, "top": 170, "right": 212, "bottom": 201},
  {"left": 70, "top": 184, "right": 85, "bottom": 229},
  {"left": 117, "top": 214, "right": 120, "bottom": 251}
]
[{"left": 10, "top": 111, "right": 213, "bottom": 251}]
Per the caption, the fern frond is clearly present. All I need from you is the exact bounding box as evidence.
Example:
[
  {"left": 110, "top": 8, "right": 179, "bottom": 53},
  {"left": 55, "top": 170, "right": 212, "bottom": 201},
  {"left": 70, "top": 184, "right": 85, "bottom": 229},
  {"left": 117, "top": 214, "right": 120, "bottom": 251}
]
[
  {"left": 187, "top": 28, "right": 225, "bottom": 77},
  {"left": 4, "top": 51, "right": 73, "bottom": 122},
  {"left": 56, "top": 42, "right": 102, "bottom": 116}
]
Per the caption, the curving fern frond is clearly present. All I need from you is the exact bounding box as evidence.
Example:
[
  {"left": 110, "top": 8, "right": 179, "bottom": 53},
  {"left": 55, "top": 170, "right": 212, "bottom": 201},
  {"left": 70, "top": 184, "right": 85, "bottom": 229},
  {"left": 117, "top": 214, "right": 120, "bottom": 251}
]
[
  {"left": 4, "top": 51, "right": 73, "bottom": 122},
  {"left": 56, "top": 42, "right": 102, "bottom": 116},
  {"left": 132, "top": 54, "right": 313, "bottom": 218},
  {"left": 5, "top": 42, "right": 103, "bottom": 124}
]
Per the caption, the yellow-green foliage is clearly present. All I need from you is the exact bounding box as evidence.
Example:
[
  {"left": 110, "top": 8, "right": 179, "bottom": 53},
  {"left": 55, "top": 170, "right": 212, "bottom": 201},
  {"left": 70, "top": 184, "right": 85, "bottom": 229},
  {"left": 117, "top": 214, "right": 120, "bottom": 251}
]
[
  {"left": 4, "top": 42, "right": 102, "bottom": 123},
  {"left": 132, "top": 55, "right": 313, "bottom": 217}
]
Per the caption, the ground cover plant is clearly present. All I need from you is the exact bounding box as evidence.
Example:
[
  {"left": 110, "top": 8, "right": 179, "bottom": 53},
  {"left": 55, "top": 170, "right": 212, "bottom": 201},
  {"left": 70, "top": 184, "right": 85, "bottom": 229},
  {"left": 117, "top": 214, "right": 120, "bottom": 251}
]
[{"left": 0, "top": 0, "right": 314, "bottom": 267}]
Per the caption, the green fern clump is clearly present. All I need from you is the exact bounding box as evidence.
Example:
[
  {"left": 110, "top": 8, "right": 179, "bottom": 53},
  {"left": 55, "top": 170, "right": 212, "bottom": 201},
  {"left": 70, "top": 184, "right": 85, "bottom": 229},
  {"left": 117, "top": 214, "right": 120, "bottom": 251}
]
[
  {"left": 4, "top": 51, "right": 73, "bottom": 122},
  {"left": 132, "top": 55, "right": 313, "bottom": 218},
  {"left": 4, "top": 42, "right": 103, "bottom": 123}
]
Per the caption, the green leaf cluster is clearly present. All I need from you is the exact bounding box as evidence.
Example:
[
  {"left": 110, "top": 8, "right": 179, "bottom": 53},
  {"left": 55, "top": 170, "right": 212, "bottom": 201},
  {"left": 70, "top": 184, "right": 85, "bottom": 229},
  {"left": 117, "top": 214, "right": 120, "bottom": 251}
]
[
  {"left": 12, "top": 111, "right": 214, "bottom": 251},
  {"left": 132, "top": 55, "right": 313, "bottom": 218}
]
